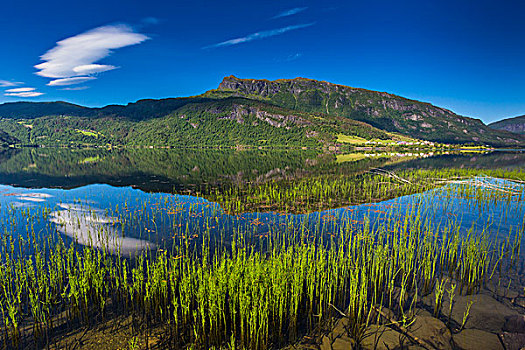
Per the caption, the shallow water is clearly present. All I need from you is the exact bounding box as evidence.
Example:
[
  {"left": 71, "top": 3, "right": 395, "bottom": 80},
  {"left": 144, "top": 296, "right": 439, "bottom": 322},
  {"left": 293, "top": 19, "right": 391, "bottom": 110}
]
[
  {"left": 0, "top": 149, "right": 523, "bottom": 255},
  {"left": 1, "top": 148, "right": 525, "bottom": 349}
]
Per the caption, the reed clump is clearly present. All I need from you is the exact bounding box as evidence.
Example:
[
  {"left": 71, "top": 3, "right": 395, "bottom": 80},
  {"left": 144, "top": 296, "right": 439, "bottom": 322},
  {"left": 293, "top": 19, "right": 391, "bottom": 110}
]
[
  {"left": 0, "top": 169, "right": 522, "bottom": 349},
  {"left": 0, "top": 209, "right": 522, "bottom": 348},
  {"left": 208, "top": 168, "right": 525, "bottom": 214}
]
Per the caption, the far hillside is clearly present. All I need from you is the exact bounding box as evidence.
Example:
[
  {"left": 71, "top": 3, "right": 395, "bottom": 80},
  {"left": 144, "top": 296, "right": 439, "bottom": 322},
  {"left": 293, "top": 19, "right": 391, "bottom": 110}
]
[
  {"left": 489, "top": 115, "right": 525, "bottom": 134},
  {"left": 0, "top": 76, "right": 524, "bottom": 148}
]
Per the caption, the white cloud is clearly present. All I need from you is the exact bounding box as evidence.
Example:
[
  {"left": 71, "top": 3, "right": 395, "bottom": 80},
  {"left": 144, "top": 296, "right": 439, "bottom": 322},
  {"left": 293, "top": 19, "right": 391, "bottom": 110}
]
[
  {"left": 35, "top": 24, "right": 149, "bottom": 86},
  {"left": 272, "top": 7, "right": 308, "bottom": 19},
  {"left": 61, "top": 86, "right": 90, "bottom": 91},
  {"left": 203, "top": 23, "right": 315, "bottom": 49},
  {"left": 4, "top": 86, "right": 44, "bottom": 97},
  {"left": 47, "top": 77, "right": 96, "bottom": 86},
  {"left": 72, "top": 64, "right": 117, "bottom": 75},
  {"left": 5, "top": 91, "right": 44, "bottom": 97},
  {"left": 5, "top": 87, "right": 36, "bottom": 93},
  {"left": 0, "top": 80, "right": 23, "bottom": 87},
  {"left": 284, "top": 53, "right": 302, "bottom": 61}
]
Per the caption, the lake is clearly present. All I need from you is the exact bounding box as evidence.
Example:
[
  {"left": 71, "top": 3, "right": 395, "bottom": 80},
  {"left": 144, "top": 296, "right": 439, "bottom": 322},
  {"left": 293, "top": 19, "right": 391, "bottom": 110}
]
[{"left": 0, "top": 147, "right": 524, "bottom": 349}]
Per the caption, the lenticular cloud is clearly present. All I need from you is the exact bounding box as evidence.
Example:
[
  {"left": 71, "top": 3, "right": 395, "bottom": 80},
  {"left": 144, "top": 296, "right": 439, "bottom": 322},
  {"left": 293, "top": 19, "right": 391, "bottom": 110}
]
[
  {"left": 47, "top": 77, "right": 96, "bottom": 86},
  {"left": 35, "top": 24, "right": 149, "bottom": 86}
]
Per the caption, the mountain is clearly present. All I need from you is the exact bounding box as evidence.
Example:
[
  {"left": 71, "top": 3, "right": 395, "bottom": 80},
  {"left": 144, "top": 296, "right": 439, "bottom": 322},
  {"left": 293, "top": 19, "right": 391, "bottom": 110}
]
[
  {"left": 0, "top": 101, "right": 87, "bottom": 118},
  {"left": 0, "top": 96, "right": 393, "bottom": 147},
  {"left": 0, "top": 76, "right": 523, "bottom": 148},
  {"left": 489, "top": 115, "right": 525, "bottom": 134},
  {"left": 212, "top": 76, "right": 525, "bottom": 146}
]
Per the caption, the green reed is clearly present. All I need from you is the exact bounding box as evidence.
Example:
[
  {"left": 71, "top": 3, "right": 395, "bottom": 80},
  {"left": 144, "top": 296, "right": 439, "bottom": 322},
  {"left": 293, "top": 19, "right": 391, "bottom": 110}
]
[
  {"left": 0, "top": 169, "right": 522, "bottom": 349},
  {"left": 206, "top": 168, "right": 525, "bottom": 214},
  {"left": 1, "top": 216, "right": 520, "bottom": 348}
]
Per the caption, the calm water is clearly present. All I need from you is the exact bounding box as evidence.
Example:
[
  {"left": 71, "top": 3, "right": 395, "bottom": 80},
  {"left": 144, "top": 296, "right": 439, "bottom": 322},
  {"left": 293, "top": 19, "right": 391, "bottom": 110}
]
[{"left": 0, "top": 148, "right": 523, "bottom": 255}]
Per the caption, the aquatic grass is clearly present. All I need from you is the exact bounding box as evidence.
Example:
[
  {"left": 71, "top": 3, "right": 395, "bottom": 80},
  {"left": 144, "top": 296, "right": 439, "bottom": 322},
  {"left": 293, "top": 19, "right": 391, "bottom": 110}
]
[
  {"left": 0, "top": 169, "right": 522, "bottom": 348},
  {"left": 207, "top": 168, "right": 525, "bottom": 214}
]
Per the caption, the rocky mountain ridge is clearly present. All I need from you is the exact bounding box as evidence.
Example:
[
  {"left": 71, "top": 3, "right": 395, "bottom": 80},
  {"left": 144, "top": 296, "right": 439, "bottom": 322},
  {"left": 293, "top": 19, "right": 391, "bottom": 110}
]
[
  {"left": 214, "top": 76, "right": 524, "bottom": 146},
  {"left": 0, "top": 76, "right": 523, "bottom": 147}
]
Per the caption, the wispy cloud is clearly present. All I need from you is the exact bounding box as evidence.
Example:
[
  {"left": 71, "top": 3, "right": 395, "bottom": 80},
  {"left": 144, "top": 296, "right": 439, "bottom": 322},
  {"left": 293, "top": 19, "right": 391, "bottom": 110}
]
[
  {"left": 5, "top": 91, "right": 44, "bottom": 97},
  {"left": 0, "top": 80, "right": 23, "bottom": 87},
  {"left": 3, "top": 86, "right": 44, "bottom": 98},
  {"left": 5, "top": 87, "right": 36, "bottom": 93},
  {"left": 35, "top": 24, "right": 150, "bottom": 86},
  {"left": 61, "top": 86, "right": 90, "bottom": 91},
  {"left": 203, "top": 23, "right": 315, "bottom": 49},
  {"left": 47, "top": 77, "right": 96, "bottom": 86},
  {"left": 272, "top": 7, "right": 308, "bottom": 19},
  {"left": 284, "top": 53, "right": 303, "bottom": 62}
]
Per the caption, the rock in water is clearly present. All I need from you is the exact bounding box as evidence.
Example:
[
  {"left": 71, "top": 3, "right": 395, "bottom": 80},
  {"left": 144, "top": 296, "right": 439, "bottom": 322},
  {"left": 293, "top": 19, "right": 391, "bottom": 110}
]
[
  {"left": 500, "top": 332, "right": 525, "bottom": 350},
  {"left": 504, "top": 315, "right": 525, "bottom": 333},
  {"left": 408, "top": 316, "right": 452, "bottom": 350},
  {"left": 453, "top": 329, "right": 504, "bottom": 350}
]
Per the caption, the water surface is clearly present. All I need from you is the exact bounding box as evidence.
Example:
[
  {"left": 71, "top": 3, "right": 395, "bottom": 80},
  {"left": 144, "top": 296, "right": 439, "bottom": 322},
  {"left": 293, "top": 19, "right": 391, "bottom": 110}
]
[{"left": 0, "top": 148, "right": 523, "bottom": 255}]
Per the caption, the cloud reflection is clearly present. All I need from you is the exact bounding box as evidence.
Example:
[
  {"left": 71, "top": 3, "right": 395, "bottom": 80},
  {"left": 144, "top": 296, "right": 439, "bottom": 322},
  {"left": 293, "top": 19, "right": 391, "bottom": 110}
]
[{"left": 50, "top": 203, "right": 155, "bottom": 255}]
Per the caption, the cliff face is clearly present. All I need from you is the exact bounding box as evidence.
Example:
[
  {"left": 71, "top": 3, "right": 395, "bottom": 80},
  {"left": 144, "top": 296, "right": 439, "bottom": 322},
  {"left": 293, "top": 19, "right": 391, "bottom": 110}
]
[
  {"left": 489, "top": 115, "right": 525, "bottom": 135},
  {"left": 218, "top": 76, "right": 524, "bottom": 146}
]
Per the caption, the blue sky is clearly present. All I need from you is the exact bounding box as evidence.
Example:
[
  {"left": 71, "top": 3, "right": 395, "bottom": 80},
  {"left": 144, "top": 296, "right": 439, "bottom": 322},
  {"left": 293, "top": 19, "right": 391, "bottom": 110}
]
[{"left": 0, "top": 0, "right": 524, "bottom": 123}]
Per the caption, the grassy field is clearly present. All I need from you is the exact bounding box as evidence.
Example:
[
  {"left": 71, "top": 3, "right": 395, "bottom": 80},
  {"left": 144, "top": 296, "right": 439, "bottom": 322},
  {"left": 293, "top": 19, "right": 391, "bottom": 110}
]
[{"left": 336, "top": 134, "right": 368, "bottom": 144}]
